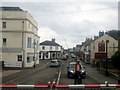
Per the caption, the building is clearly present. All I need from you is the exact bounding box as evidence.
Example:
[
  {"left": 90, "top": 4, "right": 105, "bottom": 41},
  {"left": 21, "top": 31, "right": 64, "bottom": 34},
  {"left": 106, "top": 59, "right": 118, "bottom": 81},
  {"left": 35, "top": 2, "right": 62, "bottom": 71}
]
[
  {"left": 80, "top": 38, "right": 93, "bottom": 63},
  {"left": 1, "top": 7, "right": 40, "bottom": 68},
  {"left": 39, "top": 39, "right": 62, "bottom": 60},
  {"left": 90, "top": 34, "right": 118, "bottom": 65}
]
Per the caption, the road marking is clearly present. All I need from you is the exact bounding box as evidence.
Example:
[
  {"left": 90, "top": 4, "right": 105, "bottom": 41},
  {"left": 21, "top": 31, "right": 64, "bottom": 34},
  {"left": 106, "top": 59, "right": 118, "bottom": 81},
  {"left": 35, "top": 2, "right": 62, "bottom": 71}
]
[
  {"left": 38, "top": 62, "right": 49, "bottom": 70},
  {"left": 56, "top": 65, "right": 62, "bottom": 85},
  {"left": 57, "top": 70, "right": 62, "bottom": 85},
  {"left": 3, "top": 62, "right": 49, "bottom": 85}
]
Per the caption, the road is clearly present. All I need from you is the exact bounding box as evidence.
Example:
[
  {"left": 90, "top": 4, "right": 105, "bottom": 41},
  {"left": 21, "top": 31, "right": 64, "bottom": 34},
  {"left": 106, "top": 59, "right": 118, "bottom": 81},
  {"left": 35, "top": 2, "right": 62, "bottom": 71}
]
[{"left": 2, "top": 58, "right": 99, "bottom": 85}]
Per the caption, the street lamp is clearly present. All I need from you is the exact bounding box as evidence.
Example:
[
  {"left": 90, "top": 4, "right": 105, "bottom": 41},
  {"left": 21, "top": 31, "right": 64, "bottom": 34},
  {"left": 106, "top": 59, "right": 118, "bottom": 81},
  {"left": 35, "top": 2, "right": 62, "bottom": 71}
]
[
  {"left": 105, "top": 40, "right": 109, "bottom": 76},
  {"left": 33, "top": 40, "right": 36, "bottom": 68},
  {"left": 22, "top": 21, "right": 25, "bottom": 68}
]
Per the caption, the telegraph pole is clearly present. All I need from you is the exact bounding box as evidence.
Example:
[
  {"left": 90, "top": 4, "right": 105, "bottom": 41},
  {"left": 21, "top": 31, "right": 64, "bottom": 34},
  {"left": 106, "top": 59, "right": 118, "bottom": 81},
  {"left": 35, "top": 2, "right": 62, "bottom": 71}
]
[
  {"left": 33, "top": 40, "right": 36, "bottom": 68},
  {"left": 105, "top": 40, "right": 109, "bottom": 76}
]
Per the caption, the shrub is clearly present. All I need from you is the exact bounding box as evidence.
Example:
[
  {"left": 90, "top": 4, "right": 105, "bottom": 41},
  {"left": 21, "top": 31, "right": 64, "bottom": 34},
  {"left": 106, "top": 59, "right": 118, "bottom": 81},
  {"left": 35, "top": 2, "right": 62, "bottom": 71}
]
[{"left": 111, "top": 50, "right": 120, "bottom": 70}]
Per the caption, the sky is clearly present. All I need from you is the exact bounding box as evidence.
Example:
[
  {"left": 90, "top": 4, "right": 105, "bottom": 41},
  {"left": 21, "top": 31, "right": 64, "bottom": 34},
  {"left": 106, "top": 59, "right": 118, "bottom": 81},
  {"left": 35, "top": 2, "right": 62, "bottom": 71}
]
[{"left": 1, "top": 0, "right": 119, "bottom": 49}]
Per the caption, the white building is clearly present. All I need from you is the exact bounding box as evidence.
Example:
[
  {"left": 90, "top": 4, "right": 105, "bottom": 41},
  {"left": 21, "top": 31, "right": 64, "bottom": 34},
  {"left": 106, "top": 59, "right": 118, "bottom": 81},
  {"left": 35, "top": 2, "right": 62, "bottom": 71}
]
[
  {"left": 1, "top": 7, "right": 40, "bottom": 68},
  {"left": 39, "top": 39, "right": 62, "bottom": 60}
]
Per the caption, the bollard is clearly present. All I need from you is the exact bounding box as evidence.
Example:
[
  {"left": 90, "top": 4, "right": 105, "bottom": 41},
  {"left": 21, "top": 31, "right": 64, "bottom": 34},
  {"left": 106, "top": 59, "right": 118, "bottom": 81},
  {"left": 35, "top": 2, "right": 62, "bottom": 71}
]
[
  {"left": 52, "top": 81, "right": 56, "bottom": 88},
  {"left": 48, "top": 81, "right": 51, "bottom": 87},
  {"left": 105, "top": 81, "right": 109, "bottom": 87}
]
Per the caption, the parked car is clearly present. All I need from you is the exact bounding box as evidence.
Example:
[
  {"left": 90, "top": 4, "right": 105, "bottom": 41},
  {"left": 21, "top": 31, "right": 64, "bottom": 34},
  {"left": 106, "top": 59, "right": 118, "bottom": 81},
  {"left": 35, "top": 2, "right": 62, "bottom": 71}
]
[
  {"left": 70, "top": 53, "right": 76, "bottom": 58},
  {"left": 62, "top": 55, "right": 68, "bottom": 60},
  {"left": 49, "top": 59, "right": 61, "bottom": 67},
  {"left": 67, "top": 61, "right": 86, "bottom": 79}
]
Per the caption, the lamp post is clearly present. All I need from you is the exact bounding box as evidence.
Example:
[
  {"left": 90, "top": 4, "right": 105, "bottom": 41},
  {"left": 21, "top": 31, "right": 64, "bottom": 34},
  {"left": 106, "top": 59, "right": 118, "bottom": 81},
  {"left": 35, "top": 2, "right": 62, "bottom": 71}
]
[
  {"left": 105, "top": 40, "right": 109, "bottom": 76},
  {"left": 22, "top": 21, "right": 25, "bottom": 68},
  {"left": 33, "top": 40, "right": 36, "bottom": 68}
]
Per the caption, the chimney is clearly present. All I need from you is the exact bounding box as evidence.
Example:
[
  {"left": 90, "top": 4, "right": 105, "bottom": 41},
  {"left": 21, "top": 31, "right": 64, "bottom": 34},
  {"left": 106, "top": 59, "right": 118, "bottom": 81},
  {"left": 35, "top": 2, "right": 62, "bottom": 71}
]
[
  {"left": 99, "top": 31, "right": 104, "bottom": 37},
  {"left": 94, "top": 36, "right": 98, "bottom": 40},
  {"left": 52, "top": 38, "right": 55, "bottom": 42}
]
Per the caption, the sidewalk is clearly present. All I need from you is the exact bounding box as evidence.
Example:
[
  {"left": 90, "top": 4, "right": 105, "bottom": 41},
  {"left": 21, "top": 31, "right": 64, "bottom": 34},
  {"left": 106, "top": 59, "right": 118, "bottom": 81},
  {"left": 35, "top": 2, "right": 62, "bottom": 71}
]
[
  {"left": 0, "top": 70, "right": 21, "bottom": 77},
  {"left": 1, "top": 60, "right": 49, "bottom": 78},
  {"left": 82, "top": 62, "right": 118, "bottom": 84}
]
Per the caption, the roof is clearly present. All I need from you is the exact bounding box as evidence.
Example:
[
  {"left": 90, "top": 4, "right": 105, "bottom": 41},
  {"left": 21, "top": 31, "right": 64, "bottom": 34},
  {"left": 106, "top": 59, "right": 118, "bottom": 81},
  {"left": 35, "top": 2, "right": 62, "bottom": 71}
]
[
  {"left": 40, "top": 40, "right": 61, "bottom": 46},
  {"left": 0, "top": 7, "right": 23, "bottom": 11}
]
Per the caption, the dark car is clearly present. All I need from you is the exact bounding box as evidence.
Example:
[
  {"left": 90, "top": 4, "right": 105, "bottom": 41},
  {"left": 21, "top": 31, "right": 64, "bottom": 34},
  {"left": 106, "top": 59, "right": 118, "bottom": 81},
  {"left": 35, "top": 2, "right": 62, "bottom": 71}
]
[
  {"left": 67, "top": 62, "right": 86, "bottom": 79},
  {"left": 49, "top": 59, "right": 61, "bottom": 67}
]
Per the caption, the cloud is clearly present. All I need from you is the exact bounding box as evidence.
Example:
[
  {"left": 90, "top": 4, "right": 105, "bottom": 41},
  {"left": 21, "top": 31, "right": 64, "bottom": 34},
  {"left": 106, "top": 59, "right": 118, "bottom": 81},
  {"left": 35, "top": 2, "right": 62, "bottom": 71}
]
[
  {"left": 1, "top": 0, "right": 119, "bottom": 2},
  {"left": 38, "top": 27, "right": 58, "bottom": 41},
  {"left": 1, "top": 1, "right": 118, "bottom": 48}
]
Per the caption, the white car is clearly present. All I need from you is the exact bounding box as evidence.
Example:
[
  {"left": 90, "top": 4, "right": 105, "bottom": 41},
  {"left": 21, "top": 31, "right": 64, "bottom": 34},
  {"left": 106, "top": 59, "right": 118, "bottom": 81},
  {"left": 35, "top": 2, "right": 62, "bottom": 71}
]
[{"left": 49, "top": 59, "right": 61, "bottom": 67}]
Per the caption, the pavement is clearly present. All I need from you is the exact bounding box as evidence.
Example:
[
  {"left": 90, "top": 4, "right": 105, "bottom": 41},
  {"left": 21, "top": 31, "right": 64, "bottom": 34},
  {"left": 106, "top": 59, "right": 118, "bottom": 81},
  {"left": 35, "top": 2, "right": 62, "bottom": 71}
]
[
  {"left": 82, "top": 61, "right": 118, "bottom": 84},
  {"left": 1, "top": 60, "right": 49, "bottom": 78},
  {"left": 0, "top": 70, "right": 21, "bottom": 77}
]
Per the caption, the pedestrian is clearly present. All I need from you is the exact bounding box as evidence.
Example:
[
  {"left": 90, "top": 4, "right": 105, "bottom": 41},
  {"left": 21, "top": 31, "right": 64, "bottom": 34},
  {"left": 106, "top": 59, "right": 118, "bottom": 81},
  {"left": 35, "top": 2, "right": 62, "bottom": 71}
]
[{"left": 74, "top": 60, "right": 81, "bottom": 84}]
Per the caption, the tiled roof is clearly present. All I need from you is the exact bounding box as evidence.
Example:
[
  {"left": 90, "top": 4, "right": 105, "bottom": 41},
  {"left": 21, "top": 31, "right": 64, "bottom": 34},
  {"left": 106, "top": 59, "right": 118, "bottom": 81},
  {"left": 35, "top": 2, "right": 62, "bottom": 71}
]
[
  {"left": 40, "top": 40, "right": 61, "bottom": 46},
  {"left": 0, "top": 7, "right": 23, "bottom": 11}
]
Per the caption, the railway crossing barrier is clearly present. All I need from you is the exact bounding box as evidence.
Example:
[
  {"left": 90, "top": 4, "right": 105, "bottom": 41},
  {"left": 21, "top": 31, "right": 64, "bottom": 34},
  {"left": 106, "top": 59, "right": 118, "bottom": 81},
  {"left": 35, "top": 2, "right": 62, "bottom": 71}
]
[{"left": 0, "top": 81, "right": 120, "bottom": 89}]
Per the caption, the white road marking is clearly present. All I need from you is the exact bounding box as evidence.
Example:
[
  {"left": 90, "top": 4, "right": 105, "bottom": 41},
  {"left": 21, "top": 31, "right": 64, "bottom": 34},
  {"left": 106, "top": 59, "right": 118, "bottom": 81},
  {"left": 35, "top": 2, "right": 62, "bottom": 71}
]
[
  {"left": 56, "top": 70, "right": 62, "bottom": 85},
  {"left": 56, "top": 65, "right": 63, "bottom": 85}
]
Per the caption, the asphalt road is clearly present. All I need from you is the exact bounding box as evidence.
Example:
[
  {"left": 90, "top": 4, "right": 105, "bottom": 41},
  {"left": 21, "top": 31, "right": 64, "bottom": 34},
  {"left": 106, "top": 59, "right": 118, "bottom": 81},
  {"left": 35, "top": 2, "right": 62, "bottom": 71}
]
[
  {"left": 59, "top": 58, "right": 98, "bottom": 85},
  {"left": 2, "top": 58, "right": 119, "bottom": 90},
  {"left": 2, "top": 58, "right": 98, "bottom": 85}
]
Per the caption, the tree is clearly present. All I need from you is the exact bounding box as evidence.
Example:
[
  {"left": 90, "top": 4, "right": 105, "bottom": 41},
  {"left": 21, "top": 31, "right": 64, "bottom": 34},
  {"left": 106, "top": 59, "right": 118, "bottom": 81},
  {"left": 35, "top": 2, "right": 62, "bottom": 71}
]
[
  {"left": 112, "top": 50, "right": 120, "bottom": 70},
  {"left": 105, "top": 30, "right": 120, "bottom": 40},
  {"left": 112, "top": 50, "right": 120, "bottom": 84}
]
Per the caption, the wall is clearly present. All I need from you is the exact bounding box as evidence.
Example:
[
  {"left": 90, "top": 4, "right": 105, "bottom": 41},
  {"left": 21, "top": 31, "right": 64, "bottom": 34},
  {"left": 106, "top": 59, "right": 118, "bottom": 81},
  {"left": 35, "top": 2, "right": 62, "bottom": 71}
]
[{"left": 90, "top": 34, "right": 118, "bottom": 64}]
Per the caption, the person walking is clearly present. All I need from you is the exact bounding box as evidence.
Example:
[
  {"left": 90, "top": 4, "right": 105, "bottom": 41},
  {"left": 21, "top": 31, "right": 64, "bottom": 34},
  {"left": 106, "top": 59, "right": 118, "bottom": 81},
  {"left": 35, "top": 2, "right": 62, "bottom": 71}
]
[{"left": 74, "top": 60, "right": 82, "bottom": 84}]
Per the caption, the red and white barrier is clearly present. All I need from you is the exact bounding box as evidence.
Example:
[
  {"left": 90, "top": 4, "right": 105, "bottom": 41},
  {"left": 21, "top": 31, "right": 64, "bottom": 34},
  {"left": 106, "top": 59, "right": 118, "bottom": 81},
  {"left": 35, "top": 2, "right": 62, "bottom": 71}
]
[
  {"left": 0, "top": 81, "right": 120, "bottom": 89},
  {"left": 0, "top": 85, "right": 49, "bottom": 88},
  {"left": 54, "top": 84, "right": 120, "bottom": 88}
]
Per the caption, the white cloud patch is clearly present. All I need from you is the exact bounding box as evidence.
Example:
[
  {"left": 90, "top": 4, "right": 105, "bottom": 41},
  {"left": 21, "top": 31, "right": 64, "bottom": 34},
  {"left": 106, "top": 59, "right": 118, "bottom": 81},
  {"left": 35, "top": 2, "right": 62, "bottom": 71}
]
[
  {"left": 1, "top": 1, "right": 118, "bottom": 48},
  {"left": 38, "top": 27, "right": 58, "bottom": 41}
]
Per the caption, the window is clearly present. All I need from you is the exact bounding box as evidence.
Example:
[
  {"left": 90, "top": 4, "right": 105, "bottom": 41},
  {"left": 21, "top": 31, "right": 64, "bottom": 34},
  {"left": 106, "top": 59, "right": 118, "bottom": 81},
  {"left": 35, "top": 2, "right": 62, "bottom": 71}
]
[
  {"left": 50, "top": 46, "right": 52, "bottom": 50},
  {"left": 27, "top": 57, "right": 30, "bottom": 63},
  {"left": 46, "top": 52, "right": 49, "bottom": 58},
  {"left": 17, "top": 55, "right": 22, "bottom": 61},
  {"left": 2, "top": 22, "right": 6, "bottom": 28},
  {"left": 27, "top": 37, "right": 32, "bottom": 48},
  {"left": 55, "top": 46, "right": 58, "bottom": 50},
  {"left": 3, "top": 38, "right": 6, "bottom": 46},
  {"left": 33, "top": 39, "right": 36, "bottom": 48},
  {"left": 36, "top": 41, "right": 39, "bottom": 49},
  {"left": 39, "top": 52, "right": 41, "bottom": 59},
  {"left": 42, "top": 46, "right": 45, "bottom": 50}
]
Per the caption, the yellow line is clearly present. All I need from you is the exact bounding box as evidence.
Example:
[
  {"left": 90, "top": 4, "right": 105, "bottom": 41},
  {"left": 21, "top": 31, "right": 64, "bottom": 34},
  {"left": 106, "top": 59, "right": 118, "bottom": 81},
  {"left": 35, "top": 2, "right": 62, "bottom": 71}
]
[
  {"left": 38, "top": 62, "right": 49, "bottom": 70},
  {"left": 4, "top": 63, "right": 49, "bottom": 85}
]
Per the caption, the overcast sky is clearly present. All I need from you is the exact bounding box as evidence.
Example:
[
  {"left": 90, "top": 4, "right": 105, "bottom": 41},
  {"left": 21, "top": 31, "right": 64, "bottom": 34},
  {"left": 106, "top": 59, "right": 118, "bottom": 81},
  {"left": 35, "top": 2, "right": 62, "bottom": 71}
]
[{"left": 1, "top": 0, "right": 119, "bottom": 49}]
